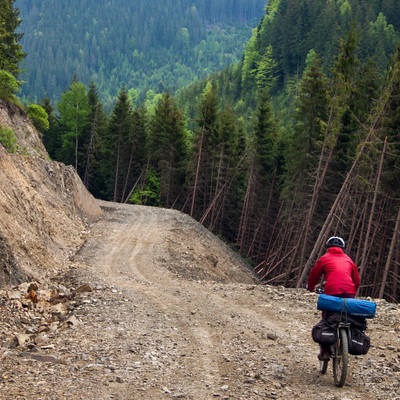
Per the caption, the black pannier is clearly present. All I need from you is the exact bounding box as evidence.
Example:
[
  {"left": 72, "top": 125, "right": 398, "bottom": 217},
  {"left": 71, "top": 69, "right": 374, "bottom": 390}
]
[
  {"left": 349, "top": 328, "right": 371, "bottom": 355},
  {"left": 324, "top": 312, "right": 370, "bottom": 355},
  {"left": 312, "top": 319, "right": 336, "bottom": 346},
  {"left": 325, "top": 312, "right": 368, "bottom": 331}
]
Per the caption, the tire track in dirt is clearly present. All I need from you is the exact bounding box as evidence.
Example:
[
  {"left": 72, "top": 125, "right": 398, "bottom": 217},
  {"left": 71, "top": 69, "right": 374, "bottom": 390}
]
[{"left": 77, "top": 202, "right": 227, "bottom": 396}]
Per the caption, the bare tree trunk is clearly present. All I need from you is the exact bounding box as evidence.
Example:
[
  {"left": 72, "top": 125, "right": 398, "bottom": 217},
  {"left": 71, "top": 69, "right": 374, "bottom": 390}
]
[
  {"left": 209, "top": 144, "right": 224, "bottom": 228},
  {"left": 359, "top": 138, "right": 387, "bottom": 281},
  {"left": 347, "top": 189, "right": 366, "bottom": 256},
  {"left": 379, "top": 205, "right": 400, "bottom": 299},
  {"left": 237, "top": 162, "right": 255, "bottom": 252},
  {"left": 190, "top": 129, "right": 204, "bottom": 217},
  {"left": 354, "top": 199, "right": 368, "bottom": 268},
  {"left": 247, "top": 165, "right": 277, "bottom": 257},
  {"left": 121, "top": 140, "right": 134, "bottom": 203},
  {"left": 296, "top": 142, "right": 369, "bottom": 287},
  {"left": 296, "top": 72, "right": 396, "bottom": 288},
  {"left": 392, "top": 244, "right": 399, "bottom": 301},
  {"left": 124, "top": 170, "right": 144, "bottom": 203},
  {"left": 113, "top": 129, "right": 122, "bottom": 202},
  {"left": 204, "top": 155, "right": 244, "bottom": 232},
  {"left": 83, "top": 123, "right": 96, "bottom": 188}
]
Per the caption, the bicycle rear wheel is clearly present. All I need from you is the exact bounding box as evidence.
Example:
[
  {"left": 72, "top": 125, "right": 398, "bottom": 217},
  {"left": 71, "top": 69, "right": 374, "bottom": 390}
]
[{"left": 333, "top": 328, "right": 348, "bottom": 387}]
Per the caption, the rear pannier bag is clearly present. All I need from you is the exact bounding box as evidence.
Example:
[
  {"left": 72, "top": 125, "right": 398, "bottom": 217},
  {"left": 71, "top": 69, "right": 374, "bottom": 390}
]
[
  {"left": 325, "top": 312, "right": 368, "bottom": 331},
  {"left": 312, "top": 319, "right": 336, "bottom": 346},
  {"left": 349, "top": 328, "right": 371, "bottom": 355},
  {"left": 317, "top": 294, "right": 377, "bottom": 318}
]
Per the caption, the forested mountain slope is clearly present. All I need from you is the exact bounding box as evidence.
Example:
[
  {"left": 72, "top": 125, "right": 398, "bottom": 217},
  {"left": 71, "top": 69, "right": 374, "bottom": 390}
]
[
  {"left": 179, "top": 0, "right": 400, "bottom": 119},
  {"left": 16, "top": 0, "right": 265, "bottom": 107},
  {"left": 185, "top": 0, "right": 400, "bottom": 301}
]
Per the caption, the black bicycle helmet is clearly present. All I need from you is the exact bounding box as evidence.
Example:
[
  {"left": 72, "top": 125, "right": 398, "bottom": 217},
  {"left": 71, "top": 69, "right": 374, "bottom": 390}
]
[{"left": 325, "top": 236, "right": 345, "bottom": 249}]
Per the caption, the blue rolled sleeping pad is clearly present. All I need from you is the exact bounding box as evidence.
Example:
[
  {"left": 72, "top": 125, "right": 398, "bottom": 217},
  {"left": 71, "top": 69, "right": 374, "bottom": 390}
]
[{"left": 317, "top": 293, "right": 377, "bottom": 318}]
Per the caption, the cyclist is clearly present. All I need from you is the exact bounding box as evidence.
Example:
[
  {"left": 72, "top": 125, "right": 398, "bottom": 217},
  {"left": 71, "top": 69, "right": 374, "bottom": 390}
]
[{"left": 307, "top": 236, "right": 361, "bottom": 360}]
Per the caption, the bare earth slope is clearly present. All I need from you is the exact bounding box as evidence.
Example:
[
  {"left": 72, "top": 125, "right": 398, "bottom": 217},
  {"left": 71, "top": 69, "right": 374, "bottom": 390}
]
[{"left": 0, "top": 99, "right": 102, "bottom": 286}]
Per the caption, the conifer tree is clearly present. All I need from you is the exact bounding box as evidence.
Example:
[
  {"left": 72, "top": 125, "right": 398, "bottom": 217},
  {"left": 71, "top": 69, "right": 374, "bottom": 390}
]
[
  {"left": 280, "top": 49, "right": 329, "bottom": 283},
  {"left": 148, "top": 92, "right": 186, "bottom": 208},
  {"left": 283, "top": 50, "right": 329, "bottom": 211},
  {"left": 57, "top": 80, "right": 89, "bottom": 172},
  {"left": 256, "top": 45, "right": 278, "bottom": 92},
  {"left": 41, "top": 96, "right": 62, "bottom": 159},
  {"left": 108, "top": 88, "right": 132, "bottom": 202},
  {"left": 201, "top": 105, "right": 243, "bottom": 238},
  {"left": 0, "top": 0, "right": 25, "bottom": 78},
  {"left": 122, "top": 105, "right": 148, "bottom": 203},
  {"left": 237, "top": 88, "right": 279, "bottom": 260},
  {"left": 185, "top": 82, "right": 220, "bottom": 220},
  {"left": 82, "top": 82, "right": 108, "bottom": 194}
]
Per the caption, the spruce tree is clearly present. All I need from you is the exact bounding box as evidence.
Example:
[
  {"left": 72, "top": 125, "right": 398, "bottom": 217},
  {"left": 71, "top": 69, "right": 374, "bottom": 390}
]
[
  {"left": 148, "top": 92, "right": 187, "bottom": 208},
  {"left": 0, "top": 0, "right": 25, "bottom": 78},
  {"left": 41, "top": 96, "right": 62, "bottom": 159},
  {"left": 108, "top": 88, "right": 132, "bottom": 202},
  {"left": 210, "top": 105, "right": 245, "bottom": 241},
  {"left": 283, "top": 50, "right": 329, "bottom": 203},
  {"left": 82, "top": 82, "right": 109, "bottom": 195},
  {"left": 56, "top": 81, "right": 89, "bottom": 172},
  {"left": 237, "top": 88, "right": 279, "bottom": 260},
  {"left": 185, "top": 82, "right": 220, "bottom": 220},
  {"left": 122, "top": 105, "right": 148, "bottom": 203}
]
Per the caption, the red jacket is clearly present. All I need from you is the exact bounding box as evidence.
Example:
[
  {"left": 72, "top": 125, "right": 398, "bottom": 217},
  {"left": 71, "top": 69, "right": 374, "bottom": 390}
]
[{"left": 307, "top": 247, "right": 360, "bottom": 296}]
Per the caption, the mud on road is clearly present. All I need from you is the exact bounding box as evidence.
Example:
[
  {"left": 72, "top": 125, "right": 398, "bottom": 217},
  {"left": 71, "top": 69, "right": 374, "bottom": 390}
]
[{"left": 0, "top": 201, "right": 399, "bottom": 399}]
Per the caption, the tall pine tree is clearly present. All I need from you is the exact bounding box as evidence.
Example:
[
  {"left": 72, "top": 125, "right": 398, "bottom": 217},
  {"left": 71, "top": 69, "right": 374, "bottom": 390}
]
[
  {"left": 0, "top": 0, "right": 25, "bottom": 78},
  {"left": 147, "top": 92, "right": 187, "bottom": 208},
  {"left": 108, "top": 88, "right": 132, "bottom": 202}
]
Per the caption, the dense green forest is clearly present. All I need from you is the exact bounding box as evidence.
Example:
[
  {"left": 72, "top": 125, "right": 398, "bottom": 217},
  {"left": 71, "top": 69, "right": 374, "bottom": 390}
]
[
  {"left": 15, "top": 0, "right": 265, "bottom": 108},
  {"left": 1, "top": 0, "right": 400, "bottom": 302}
]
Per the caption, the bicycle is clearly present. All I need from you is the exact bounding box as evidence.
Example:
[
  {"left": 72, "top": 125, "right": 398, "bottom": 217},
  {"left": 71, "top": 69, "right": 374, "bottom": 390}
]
[
  {"left": 314, "top": 289, "right": 374, "bottom": 387},
  {"left": 315, "top": 287, "right": 351, "bottom": 387},
  {"left": 319, "top": 312, "right": 351, "bottom": 387}
]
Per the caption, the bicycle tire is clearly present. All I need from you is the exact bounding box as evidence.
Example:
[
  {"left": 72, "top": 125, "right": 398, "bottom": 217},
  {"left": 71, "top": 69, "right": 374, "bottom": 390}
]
[
  {"left": 320, "top": 358, "right": 328, "bottom": 374},
  {"left": 333, "top": 328, "right": 348, "bottom": 387}
]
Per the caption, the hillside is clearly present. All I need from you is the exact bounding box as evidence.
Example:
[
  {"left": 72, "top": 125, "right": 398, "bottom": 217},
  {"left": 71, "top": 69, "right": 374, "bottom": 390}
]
[
  {"left": 0, "top": 99, "right": 102, "bottom": 286},
  {"left": 0, "top": 101, "right": 399, "bottom": 399},
  {"left": 15, "top": 0, "right": 266, "bottom": 106}
]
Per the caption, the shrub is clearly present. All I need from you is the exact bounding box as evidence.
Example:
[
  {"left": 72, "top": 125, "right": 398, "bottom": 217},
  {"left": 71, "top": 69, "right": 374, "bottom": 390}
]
[
  {"left": 0, "top": 125, "right": 17, "bottom": 153},
  {"left": 27, "top": 104, "right": 49, "bottom": 131},
  {"left": 129, "top": 168, "right": 160, "bottom": 206},
  {"left": 0, "top": 70, "right": 19, "bottom": 102}
]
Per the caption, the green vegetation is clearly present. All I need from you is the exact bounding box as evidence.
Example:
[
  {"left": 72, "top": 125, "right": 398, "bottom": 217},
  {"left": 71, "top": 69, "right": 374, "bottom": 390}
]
[
  {"left": 0, "top": 0, "right": 25, "bottom": 101},
  {"left": 0, "top": 0, "right": 25, "bottom": 79},
  {"left": 16, "top": 0, "right": 265, "bottom": 108},
  {"left": 26, "top": 104, "right": 49, "bottom": 131},
  {"left": 0, "top": 125, "right": 17, "bottom": 153},
  {"left": 0, "top": 70, "right": 19, "bottom": 102}
]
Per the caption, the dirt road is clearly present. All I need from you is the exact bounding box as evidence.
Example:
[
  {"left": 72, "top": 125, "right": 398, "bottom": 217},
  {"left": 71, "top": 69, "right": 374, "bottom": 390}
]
[{"left": 0, "top": 201, "right": 398, "bottom": 399}]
